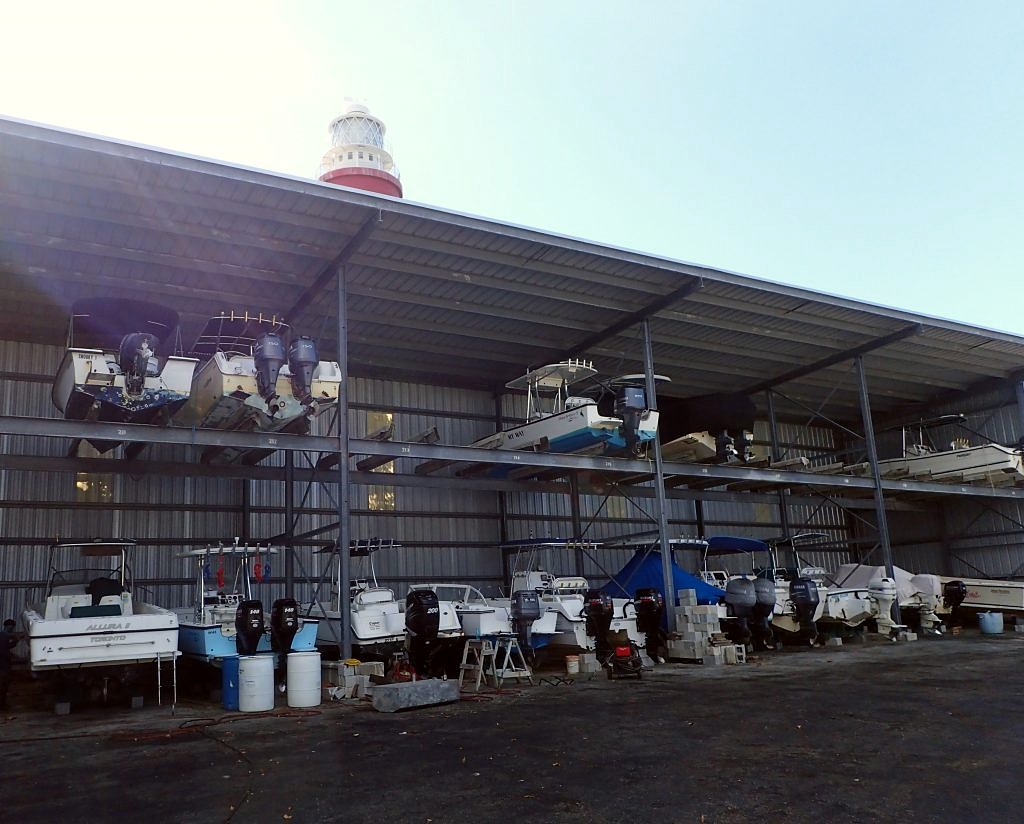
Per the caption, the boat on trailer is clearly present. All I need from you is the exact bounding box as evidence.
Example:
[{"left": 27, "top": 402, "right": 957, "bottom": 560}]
[
  {"left": 471, "top": 360, "right": 662, "bottom": 458},
  {"left": 173, "top": 538, "right": 318, "bottom": 664},
  {"left": 174, "top": 311, "right": 342, "bottom": 463},
  {"left": 52, "top": 298, "right": 198, "bottom": 452},
  {"left": 21, "top": 539, "right": 179, "bottom": 707}
]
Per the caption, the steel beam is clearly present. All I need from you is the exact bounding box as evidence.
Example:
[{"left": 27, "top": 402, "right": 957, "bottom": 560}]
[
  {"left": 336, "top": 264, "right": 353, "bottom": 660},
  {"left": 286, "top": 214, "right": 378, "bottom": 324},
  {"left": 641, "top": 319, "right": 675, "bottom": 611},
  {"left": 285, "top": 451, "right": 295, "bottom": 598},
  {"left": 855, "top": 355, "right": 899, "bottom": 622},
  {"left": 742, "top": 324, "right": 922, "bottom": 395},
  {"left": 560, "top": 277, "right": 703, "bottom": 359},
  {"left": 766, "top": 390, "right": 792, "bottom": 540}
]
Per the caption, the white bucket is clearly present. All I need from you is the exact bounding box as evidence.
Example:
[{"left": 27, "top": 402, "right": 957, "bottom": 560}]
[
  {"left": 287, "top": 650, "right": 322, "bottom": 708},
  {"left": 565, "top": 655, "right": 580, "bottom": 675},
  {"left": 238, "top": 654, "right": 275, "bottom": 712}
]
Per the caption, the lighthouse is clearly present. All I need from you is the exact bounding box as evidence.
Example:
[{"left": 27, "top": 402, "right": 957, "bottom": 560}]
[{"left": 318, "top": 103, "right": 402, "bottom": 198}]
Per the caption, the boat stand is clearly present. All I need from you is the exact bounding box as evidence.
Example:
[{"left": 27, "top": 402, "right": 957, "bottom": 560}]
[
  {"left": 458, "top": 639, "right": 497, "bottom": 692},
  {"left": 491, "top": 636, "right": 533, "bottom": 687}
]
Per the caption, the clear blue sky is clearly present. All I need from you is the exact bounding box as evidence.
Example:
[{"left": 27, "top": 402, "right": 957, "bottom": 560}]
[{"left": 3, "top": 2, "right": 1022, "bottom": 334}]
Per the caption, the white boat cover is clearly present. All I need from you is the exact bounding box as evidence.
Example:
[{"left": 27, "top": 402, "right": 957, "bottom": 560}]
[{"left": 831, "top": 563, "right": 940, "bottom": 602}]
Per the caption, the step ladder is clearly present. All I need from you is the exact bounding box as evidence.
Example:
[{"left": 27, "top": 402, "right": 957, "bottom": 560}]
[
  {"left": 491, "top": 636, "right": 534, "bottom": 687},
  {"left": 458, "top": 639, "right": 497, "bottom": 692}
]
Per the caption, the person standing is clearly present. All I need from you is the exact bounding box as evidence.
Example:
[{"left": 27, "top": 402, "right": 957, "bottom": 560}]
[{"left": 0, "top": 618, "right": 21, "bottom": 710}]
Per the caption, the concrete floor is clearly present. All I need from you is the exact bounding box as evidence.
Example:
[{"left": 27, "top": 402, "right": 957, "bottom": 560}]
[{"left": 2, "top": 630, "right": 1020, "bottom": 823}]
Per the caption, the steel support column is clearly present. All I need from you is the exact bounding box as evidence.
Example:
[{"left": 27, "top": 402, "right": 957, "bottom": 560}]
[
  {"left": 766, "top": 390, "right": 791, "bottom": 540},
  {"left": 285, "top": 451, "right": 295, "bottom": 598},
  {"left": 641, "top": 319, "right": 674, "bottom": 607},
  {"left": 569, "top": 473, "right": 585, "bottom": 576},
  {"left": 336, "top": 264, "right": 353, "bottom": 659},
  {"left": 1016, "top": 380, "right": 1024, "bottom": 442},
  {"left": 855, "top": 356, "right": 899, "bottom": 621}
]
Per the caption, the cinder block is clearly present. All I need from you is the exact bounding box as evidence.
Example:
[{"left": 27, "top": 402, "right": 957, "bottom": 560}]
[
  {"left": 130, "top": 695, "right": 144, "bottom": 710},
  {"left": 54, "top": 701, "right": 71, "bottom": 716},
  {"left": 897, "top": 631, "right": 918, "bottom": 642},
  {"left": 1014, "top": 625, "right": 1024, "bottom": 633},
  {"left": 825, "top": 637, "right": 843, "bottom": 647},
  {"left": 677, "top": 589, "right": 698, "bottom": 606},
  {"left": 579, "top": 660, "right": 602, "bottom": 674},
  {"left": 679, "top": 630, "right": 710, "bottom": 643},
  {"left": 579, "top": 653, "right": 598, "bottom": 665},
  {"left": 372, "top": 678, "right": 460, "bottom": 713}
]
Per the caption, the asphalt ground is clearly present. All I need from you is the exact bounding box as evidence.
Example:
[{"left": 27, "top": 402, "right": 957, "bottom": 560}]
[{"left": 2, "top": 630, "right": 1020, "bottom": 824}]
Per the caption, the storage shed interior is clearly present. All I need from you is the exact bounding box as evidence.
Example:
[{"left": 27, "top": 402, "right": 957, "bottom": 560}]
[{"left": 3, "top": 115, "right": 1024, "bottom": 619}]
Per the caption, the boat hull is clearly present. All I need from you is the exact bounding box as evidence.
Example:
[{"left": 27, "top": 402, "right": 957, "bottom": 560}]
[
  {"left": 23, "top": 604, "right": 179, "bottom": 670},
  {"left": 175, "top": 614, "right": 319, "bottom": 663},
  {"left": 473, "top": 405, "right": 659, "bottom": 458},
  {"left": 52, "top": 349, "right": 198, "bottom": 450}
]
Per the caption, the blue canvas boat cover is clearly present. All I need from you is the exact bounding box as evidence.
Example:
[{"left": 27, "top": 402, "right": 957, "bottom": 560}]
[{"left": 601, "top": 548, "right": 724, "bottom": 605}]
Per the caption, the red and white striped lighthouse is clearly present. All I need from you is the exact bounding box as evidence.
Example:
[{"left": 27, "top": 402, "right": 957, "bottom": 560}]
[{"left": 318, "top": 103, "right": 402, "bottom": 198}]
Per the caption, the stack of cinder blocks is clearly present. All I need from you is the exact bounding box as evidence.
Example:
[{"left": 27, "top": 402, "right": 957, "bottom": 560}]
[
  {"left": 666, "top": 589, "right": 729, "bottom": 663},
  {"left": 577, "top": 652, "right": 602, "bottom": 674},
  {"left": 322, "top": 660, "right": 384, "bottom": 699}
]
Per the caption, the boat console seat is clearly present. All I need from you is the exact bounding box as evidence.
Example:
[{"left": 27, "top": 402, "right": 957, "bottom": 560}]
[
  {"left": 87, "top": 577, "right": 126, "bottom": 605},
  {"left": 353, "top": 588, "right": 395, "bottom": 609}
]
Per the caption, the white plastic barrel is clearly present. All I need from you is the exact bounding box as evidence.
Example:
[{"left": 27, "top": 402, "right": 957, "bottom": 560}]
[
  {"left": 286, "top": 650, "right": 322, "bottom": 708},
  {"left": 979, "top": 612, "right": 1004, "bottom": 635},
  {"left": 238, "top": 654, "right": 275, "bottom": 712}
]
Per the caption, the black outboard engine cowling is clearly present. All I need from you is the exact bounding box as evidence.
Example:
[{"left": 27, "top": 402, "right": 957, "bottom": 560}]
[
  {"left": 583, "top": 589, "right": 614, "bottom": 658},
  {"left": 287, "top": 335, "right": 319, "bottom": 404},
  {"left": 725, "top": 578, "right": 757, "bottom": 646},
  {"left": 614, "top": 385, "right": 648, "bottom": 457},
  {"left": 943, "top": 579, "right": 967, "bottom": 627},
  {"left": 510, "top": 590, "right": 541, "bottom": 653},
  {"left": 405, "top": 590, "right": 441, "bottom": 676},
  {"left": 270, "top": 598, "right": 300, "bottom": 655},
  {"left": 635, "top": 588, "right": 665, "bottom": 662},
  {"left": 254, "top": 332, "right": 287, "bottom": 405},
  {"left": 751, "top": 578, "right": 777, "bottom": 649},
  {"left": 789, "top": 578, "right": 820, "bottom": 644},
  {"left": 235, "top": 599, "right": 266, "bottom": 656},
  {"left": 118, "top": 332, "right": 158, "bottom": 397}
]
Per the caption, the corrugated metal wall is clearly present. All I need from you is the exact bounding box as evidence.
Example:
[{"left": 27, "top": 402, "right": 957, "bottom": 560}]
[{"left": 3, "top": 335, "right": 1024, "bottom": 620}]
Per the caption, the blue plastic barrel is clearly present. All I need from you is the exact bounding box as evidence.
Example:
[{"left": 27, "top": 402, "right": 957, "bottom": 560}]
[
  {"left": 222, "top": 656, "right": 240, "bottom": 710},
  {"left": 979, "top": 612, "right": 1004, "bottom": 635}
]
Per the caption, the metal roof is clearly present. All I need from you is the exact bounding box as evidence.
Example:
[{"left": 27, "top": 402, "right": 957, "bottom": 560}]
[{"left": 2, "top": 115, "right": 1022, "bottom": 423}]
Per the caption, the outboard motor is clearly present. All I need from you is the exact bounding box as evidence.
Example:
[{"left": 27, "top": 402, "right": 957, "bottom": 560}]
[
  {"left": 254, "top": 332, "right": 287, "bottom": 406},
  {"left": 583, "top": 589, "right": 614, "bottom": 659},
  {"left": 724, "top": 578, "right": 757, "bottom": 647},
  {"left": 235, "top": 599, "right": 265, "bottom": 656},
  {"left": 634, "top": 588, "right": 665, "bottom": 662},
  {"left": 118, "top": 332, "right": 158, "bottom": 397},
  {"left": 405, "top": 589, "right": 441, "bottom": 676},
  {"left": 510, "top": 590, "right": 541, "bottom": 655},
  {"left": 270, "top": 598, "right": 300, "bottom": 654},
  {"left": 751, "top": 578, "right": 777, "bottom": 650},
  {"left": 615, "top": 385, "right": 648, "bottom": 457},
  {"left": 789, "top": 578, "right": 820, "bottom": 644},
  {"left": 868, "top": 576, "right": 899, "bottom": 635},
  {"left": 943, "top": 579, "right": 968, "bottom": 628},
  {"left": 287, "top": 335, "right": 319, "bottom": 404}
]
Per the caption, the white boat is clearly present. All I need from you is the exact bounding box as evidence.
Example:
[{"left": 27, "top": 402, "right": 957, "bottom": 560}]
[
  {"left": 937, "top": 575, "right": 1024, "bottom": 613},
  {"left": 471, "top": 360, "right": 662, "bottom": 458},
  {"left": 701, "top": 536, "right": 825, "bottom": 639},
  {"left": 21, "top": 540, "right": 179, "bottom": 705},
  {"left": 174, "top": 311, "right": 342, "bottom": 463},
  {"left": 303, "top": 539, "right": 463, "bottom": 661},
  {"left": 831, "top": 564, "right": 943, "bottom": 633},
  {"left": 405, "top": 582, "right": 559, "bottom": 649},
  {"left": 503, "top": 569, "right": 644, "bottom": 651},
  {"left": 173, "top": 539, "right": 318, "bottom": 664},
  {"left": 658, "top": 392, "right": 758, "bottom": 464},
  {"left": 52, "top": 298, "right": 198, "bottom": 452},
  {"left": 849, "top": 416, "right": 1024, "bottom": 483}
]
